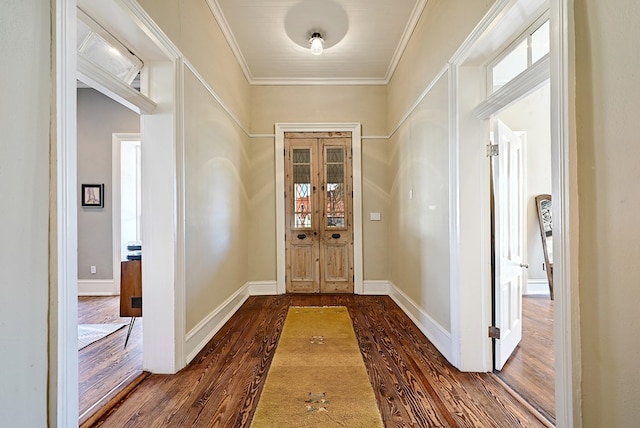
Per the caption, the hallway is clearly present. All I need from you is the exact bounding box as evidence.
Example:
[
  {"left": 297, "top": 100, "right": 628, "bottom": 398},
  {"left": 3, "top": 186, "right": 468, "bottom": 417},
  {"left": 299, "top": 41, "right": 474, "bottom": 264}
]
[{"left": 94, "top": 295, "right": 546, "bottom": 427}]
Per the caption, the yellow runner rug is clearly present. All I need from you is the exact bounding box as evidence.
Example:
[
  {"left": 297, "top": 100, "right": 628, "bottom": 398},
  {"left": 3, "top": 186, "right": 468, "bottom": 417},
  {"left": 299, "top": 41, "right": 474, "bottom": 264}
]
[{"left": 250, "top": 306, "right": 384, "bottom": 427}]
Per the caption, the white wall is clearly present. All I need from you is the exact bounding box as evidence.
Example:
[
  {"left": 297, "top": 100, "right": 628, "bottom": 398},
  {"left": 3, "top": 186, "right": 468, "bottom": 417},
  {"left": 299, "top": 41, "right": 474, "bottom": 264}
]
[{"left": 0, "top": 1, "right": 51, "bottom": 426}]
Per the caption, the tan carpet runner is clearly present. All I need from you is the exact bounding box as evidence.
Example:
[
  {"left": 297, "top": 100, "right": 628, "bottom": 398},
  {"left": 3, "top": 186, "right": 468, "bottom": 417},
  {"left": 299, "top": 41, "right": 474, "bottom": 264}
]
[{"left": 250, "top": 306, "right": 383, "bottom": 427}]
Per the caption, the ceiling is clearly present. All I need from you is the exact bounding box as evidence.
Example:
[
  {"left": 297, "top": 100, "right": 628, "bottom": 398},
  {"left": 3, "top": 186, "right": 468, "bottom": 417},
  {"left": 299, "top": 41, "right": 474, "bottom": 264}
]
[{"left": 208, "top": 0, "right": 427, "bottom": 85}]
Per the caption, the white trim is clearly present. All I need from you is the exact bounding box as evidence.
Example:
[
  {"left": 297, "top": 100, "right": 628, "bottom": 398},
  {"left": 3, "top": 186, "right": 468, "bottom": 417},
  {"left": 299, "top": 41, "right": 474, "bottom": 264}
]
[
  {"left": 551, "top": 0, "right": 580, "bottom": 425},
  {"left": 112, "top": 133, "right": 141, "bottom": 304},
  {"left": 362, "top": 280, "right": 391, "bottom": 295},
  {"left": 55, "top": 1, "right": 79, "bottom": 425},
  {"left": 174, "top": 57, "right": 187, "bottom": 373},
  {"left": 388, "top": 282, "right": 453, "bottom": 363},
  {"left": 473, "top": 55, "right": 550, "bottom": 120},
  {"left": 448, "top": 62, "right": 461, "bottom": 369},
  {"left": 389, "top": 65, "right": 449, "bottom": 139},
  {"left": 248, "top": 281, "right": 278, "bottom": 295},
  {"left": 384, "top": 0, "right": 428, "bottom": 82},
  {"left": 361, "top": 135, "right": 390, "bottom": 140},
  {"left": 183, "top": 60, "right": 251, "bottom": 137},
  {"left": 185, "top": 285, "right": 251, "bottom": 363},
  {"left": 77, "top": 280, "right": 118, "bottom": 296},
  {"left": 77, "top": 56, "right": 157, "bottom": 114},
  {"left": 251, "top": 77, "right": 388, "bottom": 86},
  {"left": 204, "top": 0, "right": 254, "bottom": 83},
  {"left": 525, "top": 279, "right": 551, "bottom": 296},
  {"left": 274, "top": 123, "right": 363, "bottom": 295}
]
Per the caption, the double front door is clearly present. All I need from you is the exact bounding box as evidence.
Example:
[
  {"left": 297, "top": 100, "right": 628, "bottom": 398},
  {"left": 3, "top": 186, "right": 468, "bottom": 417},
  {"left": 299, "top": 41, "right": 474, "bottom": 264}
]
[{"left": 285, "top": 132, "right": 354, "bottom": 293}]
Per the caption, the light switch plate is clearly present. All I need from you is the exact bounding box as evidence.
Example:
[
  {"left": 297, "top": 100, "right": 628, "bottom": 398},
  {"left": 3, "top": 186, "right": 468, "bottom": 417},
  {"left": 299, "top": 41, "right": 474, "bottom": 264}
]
[{"left": 370, "top": 212, "right": 381, "bottom": 221}]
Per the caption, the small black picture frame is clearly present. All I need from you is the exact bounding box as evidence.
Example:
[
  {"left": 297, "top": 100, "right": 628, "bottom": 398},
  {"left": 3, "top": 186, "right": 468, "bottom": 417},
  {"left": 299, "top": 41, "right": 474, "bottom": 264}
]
[{"left": 81, "top": 184, "right": 104, "bottom": 207}]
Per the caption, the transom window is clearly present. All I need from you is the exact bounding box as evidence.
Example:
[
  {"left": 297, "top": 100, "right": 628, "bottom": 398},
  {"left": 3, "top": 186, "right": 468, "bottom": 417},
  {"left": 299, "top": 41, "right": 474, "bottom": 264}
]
[{"left": 490, "top": 17, "right": 549, "bottom": 92}]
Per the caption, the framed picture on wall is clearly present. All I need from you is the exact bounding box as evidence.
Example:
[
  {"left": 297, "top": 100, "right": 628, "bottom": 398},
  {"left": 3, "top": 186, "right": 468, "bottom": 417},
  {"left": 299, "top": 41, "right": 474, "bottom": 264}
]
[{"left": 81, "top": 184, "right": 104, "bottom": 207}]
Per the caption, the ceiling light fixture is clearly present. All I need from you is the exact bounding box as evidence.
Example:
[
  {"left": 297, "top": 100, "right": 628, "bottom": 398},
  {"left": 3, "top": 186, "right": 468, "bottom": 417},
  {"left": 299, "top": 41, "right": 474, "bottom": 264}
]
[{"left": 309, "top": 32, "right": 324, "bottom": 55}]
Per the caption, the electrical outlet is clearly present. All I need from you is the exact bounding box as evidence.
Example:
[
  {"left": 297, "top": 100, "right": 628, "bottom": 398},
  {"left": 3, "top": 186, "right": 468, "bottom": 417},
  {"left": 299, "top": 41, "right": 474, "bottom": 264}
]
[{"left": 90, "top": 265, "right": 97, "bottom": 274}]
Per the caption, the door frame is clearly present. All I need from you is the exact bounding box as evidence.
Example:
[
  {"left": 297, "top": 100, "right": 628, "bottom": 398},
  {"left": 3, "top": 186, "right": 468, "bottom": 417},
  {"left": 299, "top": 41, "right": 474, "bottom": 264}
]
[
  {"left": 448, "top": 0, "right": 578, "bottom": 426},
  {"left": 275, "top": 123, "right": 363, "bottom": 295},
  {"left": 54, "top": 0, "right": 185, "bottom": 425},
  {"left": 112, "top": 133, "right": 142, "bottom": 298}
]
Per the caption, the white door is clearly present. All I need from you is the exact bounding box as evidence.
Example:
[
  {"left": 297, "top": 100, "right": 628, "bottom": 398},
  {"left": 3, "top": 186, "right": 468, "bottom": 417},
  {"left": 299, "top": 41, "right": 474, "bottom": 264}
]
[{"left": 493, "top": 120, "right": 526, "bottom": 371}]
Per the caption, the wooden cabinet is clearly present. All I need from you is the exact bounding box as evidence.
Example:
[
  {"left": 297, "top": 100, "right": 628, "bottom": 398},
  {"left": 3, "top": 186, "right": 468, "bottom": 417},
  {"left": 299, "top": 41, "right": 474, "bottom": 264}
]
[{"left": 120, "top": 260, "right": 142, "bottom": 317}]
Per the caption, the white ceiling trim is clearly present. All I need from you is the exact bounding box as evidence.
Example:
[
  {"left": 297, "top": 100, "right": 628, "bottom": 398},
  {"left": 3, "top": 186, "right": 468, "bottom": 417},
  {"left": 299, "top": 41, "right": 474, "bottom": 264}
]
[
  {"left": 384, "top": 0, "right": 427, "bottom": 83},
  {"left": 251, "top": 77, "right": 388, "bottom": 86},
  {"left": 205, "top": 0, "right": 254, "bottom": 83},
  {"left": 205, "top": 0, "right": 427, "bottom": 86}
]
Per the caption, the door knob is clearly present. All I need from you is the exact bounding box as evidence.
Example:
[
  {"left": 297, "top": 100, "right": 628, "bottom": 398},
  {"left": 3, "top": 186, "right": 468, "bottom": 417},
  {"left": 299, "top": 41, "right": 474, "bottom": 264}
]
[
  {"left": 297, "top": 234, "right": 306, "bottom": 239},
  {"left": 331, "top": 233, "right": 341, "bottom": 239}
]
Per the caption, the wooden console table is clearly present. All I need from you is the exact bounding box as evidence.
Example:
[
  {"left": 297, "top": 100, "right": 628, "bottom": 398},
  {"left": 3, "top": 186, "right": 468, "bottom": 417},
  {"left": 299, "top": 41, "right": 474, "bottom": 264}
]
[{"left": 120, "top": 260, "right": 142, "bottom": 347}]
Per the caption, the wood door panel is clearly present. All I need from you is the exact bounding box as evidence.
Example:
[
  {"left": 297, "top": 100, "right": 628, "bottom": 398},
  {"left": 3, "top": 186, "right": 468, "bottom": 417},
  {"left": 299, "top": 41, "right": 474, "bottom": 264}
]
[
  {"left": 322, "top": 243, "right": 349, "bottom": 281},
  {"left": 289, "top": 244, "right": 315, "bottom": 281},
  {"left": 285, "top": 132, "right": 353, "bottom": 294}
]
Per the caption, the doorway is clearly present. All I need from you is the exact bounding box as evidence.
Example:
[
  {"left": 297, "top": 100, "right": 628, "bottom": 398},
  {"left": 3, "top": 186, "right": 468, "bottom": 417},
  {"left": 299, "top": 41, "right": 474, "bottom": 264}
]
[
  {"left": 284, "top": 132, "right": 354, "bottom": 293},
  {"left": 491, "top": 84, "right": 555, "bottom": 422}
]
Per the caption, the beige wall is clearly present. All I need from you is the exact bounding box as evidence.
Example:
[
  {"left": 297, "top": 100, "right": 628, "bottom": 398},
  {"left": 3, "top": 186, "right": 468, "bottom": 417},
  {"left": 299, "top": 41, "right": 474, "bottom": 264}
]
[
  {"left": 0, "top": 1, "right": 51, "bottom": 426},
  {"left": 77, "top": 88, "right": 140, "bottom": 281},
  {"left": 248, "top": 85, "right": 390, "bottom": 281},
  {"left": 184, "top": 68, "right": 251, "bottom": 330},
  {"left": 575, "top": 0, "right": 640, "bottom": 425},
  {"left": 495, "top": 85, "right": 552, "bottom": 286},
  {"left": 389, "top": 73, "right": 451, "bottom": 330}
]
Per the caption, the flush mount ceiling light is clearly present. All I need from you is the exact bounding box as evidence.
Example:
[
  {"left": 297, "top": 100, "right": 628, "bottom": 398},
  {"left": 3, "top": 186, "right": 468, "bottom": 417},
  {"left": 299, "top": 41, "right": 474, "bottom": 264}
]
[{"left": 309, "top": 32, "right": 324, "bottom": 55}]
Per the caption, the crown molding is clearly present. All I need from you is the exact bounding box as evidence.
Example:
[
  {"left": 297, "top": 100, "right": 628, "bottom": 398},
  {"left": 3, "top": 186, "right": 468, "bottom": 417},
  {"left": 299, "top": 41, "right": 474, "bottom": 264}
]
[
  {"left": 250, "top": 77, "right": 388, "bottom": 86},
  {"left": 205, "top": 0, "right": 254, "bottom": 83},
  {"left": 384, "top": 0, "right": 427, "bottom": 83}
]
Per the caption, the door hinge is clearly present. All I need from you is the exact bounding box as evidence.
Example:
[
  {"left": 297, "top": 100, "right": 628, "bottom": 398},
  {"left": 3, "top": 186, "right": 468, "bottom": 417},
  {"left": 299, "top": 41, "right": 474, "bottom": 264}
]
[
  {"left": 486, "top": 144, "right": 499, "bottom": 157},
  {"left": 488, "top": 326, "right": 501, "bottom": 339}
]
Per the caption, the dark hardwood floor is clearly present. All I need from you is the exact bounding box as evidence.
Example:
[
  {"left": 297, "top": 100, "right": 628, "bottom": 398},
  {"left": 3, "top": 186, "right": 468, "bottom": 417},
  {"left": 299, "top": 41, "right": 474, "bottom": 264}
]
[
  {"left": 497, "top": 295, "right": 555, "bottom": 423},
  {"left": 94, "top": 295, "right": 546, "bottom": 427},
  {"left": 79, "top": 296, "right": 144, "bottom": 426}
]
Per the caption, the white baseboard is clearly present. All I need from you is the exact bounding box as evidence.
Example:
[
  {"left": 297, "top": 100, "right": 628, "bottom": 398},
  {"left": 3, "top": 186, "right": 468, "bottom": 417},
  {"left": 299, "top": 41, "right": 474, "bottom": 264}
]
[
  {"left": 78, "top": 279, "right": 118, "bottom": 296},
  {"left": 248, "top": 281, "right": 278, "bottom": 295},
  {"left": 525, "top": 279, "right": 551, "bottom": 296},
  {"left": 388, "top": 282, "right": 453, "bottom": 363},
  {"left": 362, "top": 280, "right": 391, "bottom": 295},
  {"left": 185, "top": 284, "right": 251, "bottom": 364}
]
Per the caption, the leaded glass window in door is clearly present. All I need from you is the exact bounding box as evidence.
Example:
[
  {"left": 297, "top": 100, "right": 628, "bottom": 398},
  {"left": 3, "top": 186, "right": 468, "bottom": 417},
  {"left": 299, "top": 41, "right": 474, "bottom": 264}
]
[
  {"left": 292, "top": 148, "right": 312, "bottom": 228},
  {"left": 325, "top": 147, "right": 346, "bottom": 228}
]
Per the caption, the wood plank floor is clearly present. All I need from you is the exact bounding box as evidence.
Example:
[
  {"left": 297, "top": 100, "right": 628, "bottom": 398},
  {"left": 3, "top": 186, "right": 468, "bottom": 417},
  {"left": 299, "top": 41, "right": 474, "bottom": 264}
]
[
  {"left": 93, "top": 295, "right": 546, "bottom": 427},
  {"left": 497, "top": 295, "right": 555, "bottom": 423},
  {"left": 79, "top": 296, "right": 143, "bottom": 425}
]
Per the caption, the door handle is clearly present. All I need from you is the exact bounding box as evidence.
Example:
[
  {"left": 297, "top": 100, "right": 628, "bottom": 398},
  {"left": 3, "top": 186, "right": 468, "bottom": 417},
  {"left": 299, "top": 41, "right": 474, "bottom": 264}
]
[
  {"left": 331, "top": 233, "right": 341, "bottom": 239},
  {"left": 520, "top": 263, "right": 529, "bottom": 268},
  {"left": 297, "top": 234, "right": 306, "bottom": 239}
]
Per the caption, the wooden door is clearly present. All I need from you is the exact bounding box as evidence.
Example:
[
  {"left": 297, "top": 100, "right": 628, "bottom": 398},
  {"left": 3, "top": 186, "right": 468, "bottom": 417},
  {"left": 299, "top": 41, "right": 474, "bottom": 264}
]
[
  {"left": 493, "top": 120, "right": 526, "bottom": 370},
  {"left": 285, "top": 132, "right": 354, "bottom": 293}
]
